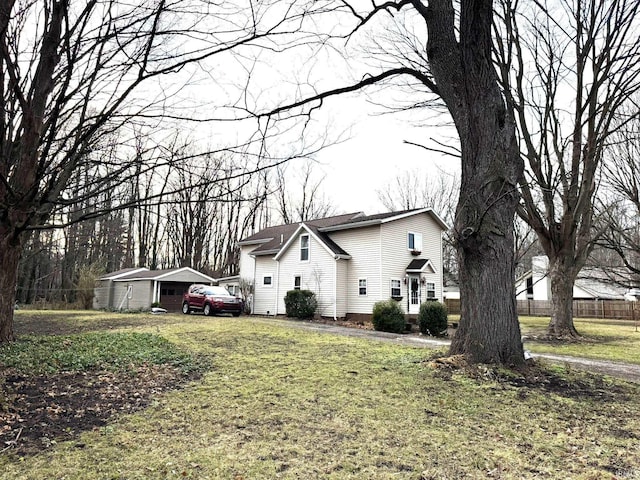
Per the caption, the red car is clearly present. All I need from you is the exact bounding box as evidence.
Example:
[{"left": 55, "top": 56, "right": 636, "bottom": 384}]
[{"left": 182, "top": 284, "right": 242, "bottom": 316}]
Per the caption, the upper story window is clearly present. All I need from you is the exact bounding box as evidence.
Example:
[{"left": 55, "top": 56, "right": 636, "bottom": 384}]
[
  {"left": 359, "top": 278, "right": 367, "bottom": 296},
  {"left": 408, "top": 232, "right": 423, "bottom": 252},
  {"left": 300, "top": 234, "right": 310, "bottom": 261}
]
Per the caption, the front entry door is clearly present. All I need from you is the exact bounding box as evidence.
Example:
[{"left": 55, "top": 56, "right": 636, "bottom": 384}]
[{"left": 409, "top": 275, "right": 420, "bottom": 314}]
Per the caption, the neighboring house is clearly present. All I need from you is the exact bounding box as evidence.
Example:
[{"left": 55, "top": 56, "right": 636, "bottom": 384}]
[
  {"left": 238, "top": 208, "right": 448, "bottom": 319},
  {"left": 94, "top": 267, "right": 216, "bottom": 311},
  {"left": 515, "top": 256, "right": 639, "bottom": 301}
]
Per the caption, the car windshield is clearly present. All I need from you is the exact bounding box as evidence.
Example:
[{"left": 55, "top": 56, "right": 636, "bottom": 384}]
[{"left": 203, "top": 287, "right": 232, "bottom": 296}]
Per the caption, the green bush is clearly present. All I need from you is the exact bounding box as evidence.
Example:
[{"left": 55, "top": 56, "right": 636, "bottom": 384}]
[
  {"left": 284, "top": 290, "right": 318, "bottom": 319},
  {"left": 372, "top": 300, "right": 406, "bottom": 334},
  {"left": 418, "top": 301, "right": 448, "bottom": 336}
]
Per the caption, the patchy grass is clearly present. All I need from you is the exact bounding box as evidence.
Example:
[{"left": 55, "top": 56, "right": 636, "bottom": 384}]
[
  {"left": 520, "top": 316, "right": 640, "bottom": 365},
  {"left": 0, "top": 332, "right": 197, "bottom": 374},
  {"left": 1, "top": 312, "right": 640, "bottom": 479}
]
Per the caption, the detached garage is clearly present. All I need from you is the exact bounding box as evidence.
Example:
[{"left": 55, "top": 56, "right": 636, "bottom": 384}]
[{"left": 94, "top": 267, "right": 216, "bottom": 312}]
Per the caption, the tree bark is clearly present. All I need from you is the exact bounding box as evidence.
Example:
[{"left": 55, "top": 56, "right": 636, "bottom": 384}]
[
  {"left": 424, "top": 0, "right": 524, "bottom": 364},
  {"left": 0, "top": 227, "right": 23, "bottom": 343},
  {"left": 547, "top": 258, "right": 579, "bottom": 337}
]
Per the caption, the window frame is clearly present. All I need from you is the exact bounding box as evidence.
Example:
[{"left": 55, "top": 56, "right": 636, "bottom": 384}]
[
  {"left": 408, "top": 231, "right": 423, "bottom": 251},
  {"left": 294, "top": 275, "right": 302, "bottom": 290},
  {"left": 300, "top": 234, "right": 310, "bottom": 262},
  {"left": 358, "top": 278, "right": 367, "bottom": 296},
  {"left": 390, "top": 279, "right": 402, "bottom": 298},
  {"left": 263, "top": 276, "right": 273, "bottom": 287},
  {"left": 426, "top": 282, "right": 436, "bottom": 299}
]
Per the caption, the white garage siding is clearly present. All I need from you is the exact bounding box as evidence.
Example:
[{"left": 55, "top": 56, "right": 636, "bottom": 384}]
[
  {"left": 110, "top": 282, "right": 153, "bottom": 310},
  {"left": 276, "top": 231, "right": 337, "bottom": 317}
]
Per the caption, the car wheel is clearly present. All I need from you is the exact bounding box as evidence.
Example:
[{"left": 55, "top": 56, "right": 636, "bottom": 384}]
[
  {"left": 182, "top": 302, "right": 190, "bottom": 315},
  {"left": 203, "top": 303, "right": 212, "bottom": 316}
]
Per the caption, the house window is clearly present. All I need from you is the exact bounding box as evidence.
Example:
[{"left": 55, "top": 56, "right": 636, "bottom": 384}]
[
  {"left": 294, "top": 275, "right": 302, "bottom": 290},
  {"left": 391, "top": 279, "right": 402, "bottom": 298},
  {"left": 358, "top": 278, "right": 367, "bottom": 296},
  {"left": 408, "top": 232, "right": 423, "bottom": 251},
  {"left": 426, "top": 282, "right": 436, "bottom": 299},
  {"left": 263, "top": 276, "right": 272, "bottom": 286},
  {"left": 300, "top": 234, "right": 309, "bottom": 261}
]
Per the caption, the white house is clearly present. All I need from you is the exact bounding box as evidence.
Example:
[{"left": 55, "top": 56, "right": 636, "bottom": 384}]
[
  {"left": 238, "top": 208, "right": 448, "bottom": 319},
  {"left": 515, "top": 255, "right": 638, "bottom": 301}
]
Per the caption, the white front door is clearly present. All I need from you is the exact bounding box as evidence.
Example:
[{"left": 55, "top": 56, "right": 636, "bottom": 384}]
[{"left": 409, "top": 275, "right": 420, "bottom": 314}]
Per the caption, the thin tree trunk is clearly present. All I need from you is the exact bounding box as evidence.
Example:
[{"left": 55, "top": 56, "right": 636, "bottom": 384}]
[
  {"left": 547, "top": 259, "right": 579, "bottom": 337},
  {"left": 0, "top": 229, "right": 23, "bottom": 343}
]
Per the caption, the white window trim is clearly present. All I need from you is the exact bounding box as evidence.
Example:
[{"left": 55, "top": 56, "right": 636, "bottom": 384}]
[
  {"left": 358, "top": 278, "right": 367, "bottom": 296},
  {"left": 294, "top": 275, "right": 302, "bottom": 290},
  {"left": 263, "top": 276, "right": 273, "bottom": 287},
  {"left": 408, "top": 231, "right": 423, "bottom": 251},
  {"left": 390, "top": 279, "right": 402, "bottom": 298},
  {"left": 426, "top": 282, "right": 436, "bottom": 298},
  {"left": 300, "top": 234, "right": 310, "bottom": 262}
]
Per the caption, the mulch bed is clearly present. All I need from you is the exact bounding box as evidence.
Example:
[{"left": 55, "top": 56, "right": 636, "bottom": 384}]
[{"left": 1, "top": 364, "right": 201, "bottom": 458}]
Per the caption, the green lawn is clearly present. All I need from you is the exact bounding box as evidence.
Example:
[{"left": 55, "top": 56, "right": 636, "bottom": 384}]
[
  {"left": 520, "top": 315, "right": 640, "bottom": 364},
  {"left": 2, "top": 311, "right": 640, "bottom": 479}
]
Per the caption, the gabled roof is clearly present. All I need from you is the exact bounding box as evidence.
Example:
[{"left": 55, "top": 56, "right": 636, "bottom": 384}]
[
  {"left": 240, "top": 212, "right": 363, "bottom": 256},
  {"left": 100, "top": 267, "right": 149, "bottom": 280},
  {"left": 239, "top": 208, "right": 448, "bottom": 258},
  {"left": 274, "top": 223, "right": 351, "bottom": 261},
  {"left": 107, "top": 267, "right": 216, "bottom": 284},
  {"left": 406, "top": 258, "right": 436, "bottom": 273},
  {"left": 318, "top": 207, "right": 449, "bottom": 232}
]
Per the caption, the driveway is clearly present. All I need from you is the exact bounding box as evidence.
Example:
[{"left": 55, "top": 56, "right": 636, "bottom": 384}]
[{"left": 258, "top": 317, "right": 640, "bottom": 383}]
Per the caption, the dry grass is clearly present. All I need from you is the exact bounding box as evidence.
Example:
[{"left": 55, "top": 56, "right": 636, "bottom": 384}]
[
  {"left": 2, "top": 312, "right": 640, "bottom": 479},
  {"left": 520, "top": 315, "right": 640, "bottom": 364}
]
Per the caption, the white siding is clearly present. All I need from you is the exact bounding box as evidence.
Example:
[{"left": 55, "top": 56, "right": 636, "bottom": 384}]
[
  {"left": 335, "top": 259, "right": 348, "bottom": 317},
  {"left": 239, "top": 245, "right": 257, "bottom": 282},
  {"left": 253, "top": 256, "right": 278, "bottom": 315},
  {"left": 328, "top": 225, "right": 382, "bottom": 314},
  {"left": 380, "top": 213, "right": 444, "bottom": 306},
  {"left": 276, "top": 231, "right": 336, "bottom": 317}
]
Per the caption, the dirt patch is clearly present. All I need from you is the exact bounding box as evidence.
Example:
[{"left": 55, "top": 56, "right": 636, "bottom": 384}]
[{"left": 0, "top": 364, "right": 202, "bottom": 458}]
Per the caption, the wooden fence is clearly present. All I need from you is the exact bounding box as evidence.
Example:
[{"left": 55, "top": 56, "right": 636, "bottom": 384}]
[{"left": 444, "top": 298, "right": 639, "bottom": 321}]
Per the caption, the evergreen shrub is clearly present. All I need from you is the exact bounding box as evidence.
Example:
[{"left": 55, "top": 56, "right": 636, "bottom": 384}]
[
  {"left": 284, "top": 290, "right": 318, "bottom": 319},
  {"left": 418, "top": 301, "right": 448, "bottom": 336},
  {"left": 372, "top": 299, "right": 406, "bottom": 333}
]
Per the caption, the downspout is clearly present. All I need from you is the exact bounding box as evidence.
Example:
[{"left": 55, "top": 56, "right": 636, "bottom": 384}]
[
  {"left": 333, "top": 257, "right": 338, "bottom": 320},
  {"left": 379, "top": 226, "right": 383, "bottom": 302},
  {"left": 153, "top": 281, "right": 159, "bottom": 304},
  {"left": 275, "top": 259, "right": 280, "bottom": 316}
]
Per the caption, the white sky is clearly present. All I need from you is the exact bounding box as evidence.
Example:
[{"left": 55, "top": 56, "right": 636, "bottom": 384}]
[{"left": 300, "top": 94, "right": 460, "bottom": 215}]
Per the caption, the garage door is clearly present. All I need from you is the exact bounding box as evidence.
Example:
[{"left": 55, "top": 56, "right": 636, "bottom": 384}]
[{"left": 160, "top": 282, "right": 191, "bottom": 312}]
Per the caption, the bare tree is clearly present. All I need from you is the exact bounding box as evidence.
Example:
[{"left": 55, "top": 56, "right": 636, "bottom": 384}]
[
  {"left": 600, "top": 116, "right": 640, "bottom": 285},
  {"left": 0, "top": 0, "right": 333, "bottom": 342},
  {"left": 261, "top": 0, "right": 526, "bottom": 364},
  {"left": 273, "top": 160, "right": 337, "bottom": 224},
  {"left": 495, "top": 0, "right": 640, "bottom": 337}
]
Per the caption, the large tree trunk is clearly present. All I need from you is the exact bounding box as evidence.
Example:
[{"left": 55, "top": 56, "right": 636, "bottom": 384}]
[
  {"left": 426, "top": 0, "right": 525, "bottom": 364},
  {"left": 0, "top": 228, "right": 24, "bottom": 344},
  {"left": 547, "top": 258, "right": 579, "bottom": 337}
]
